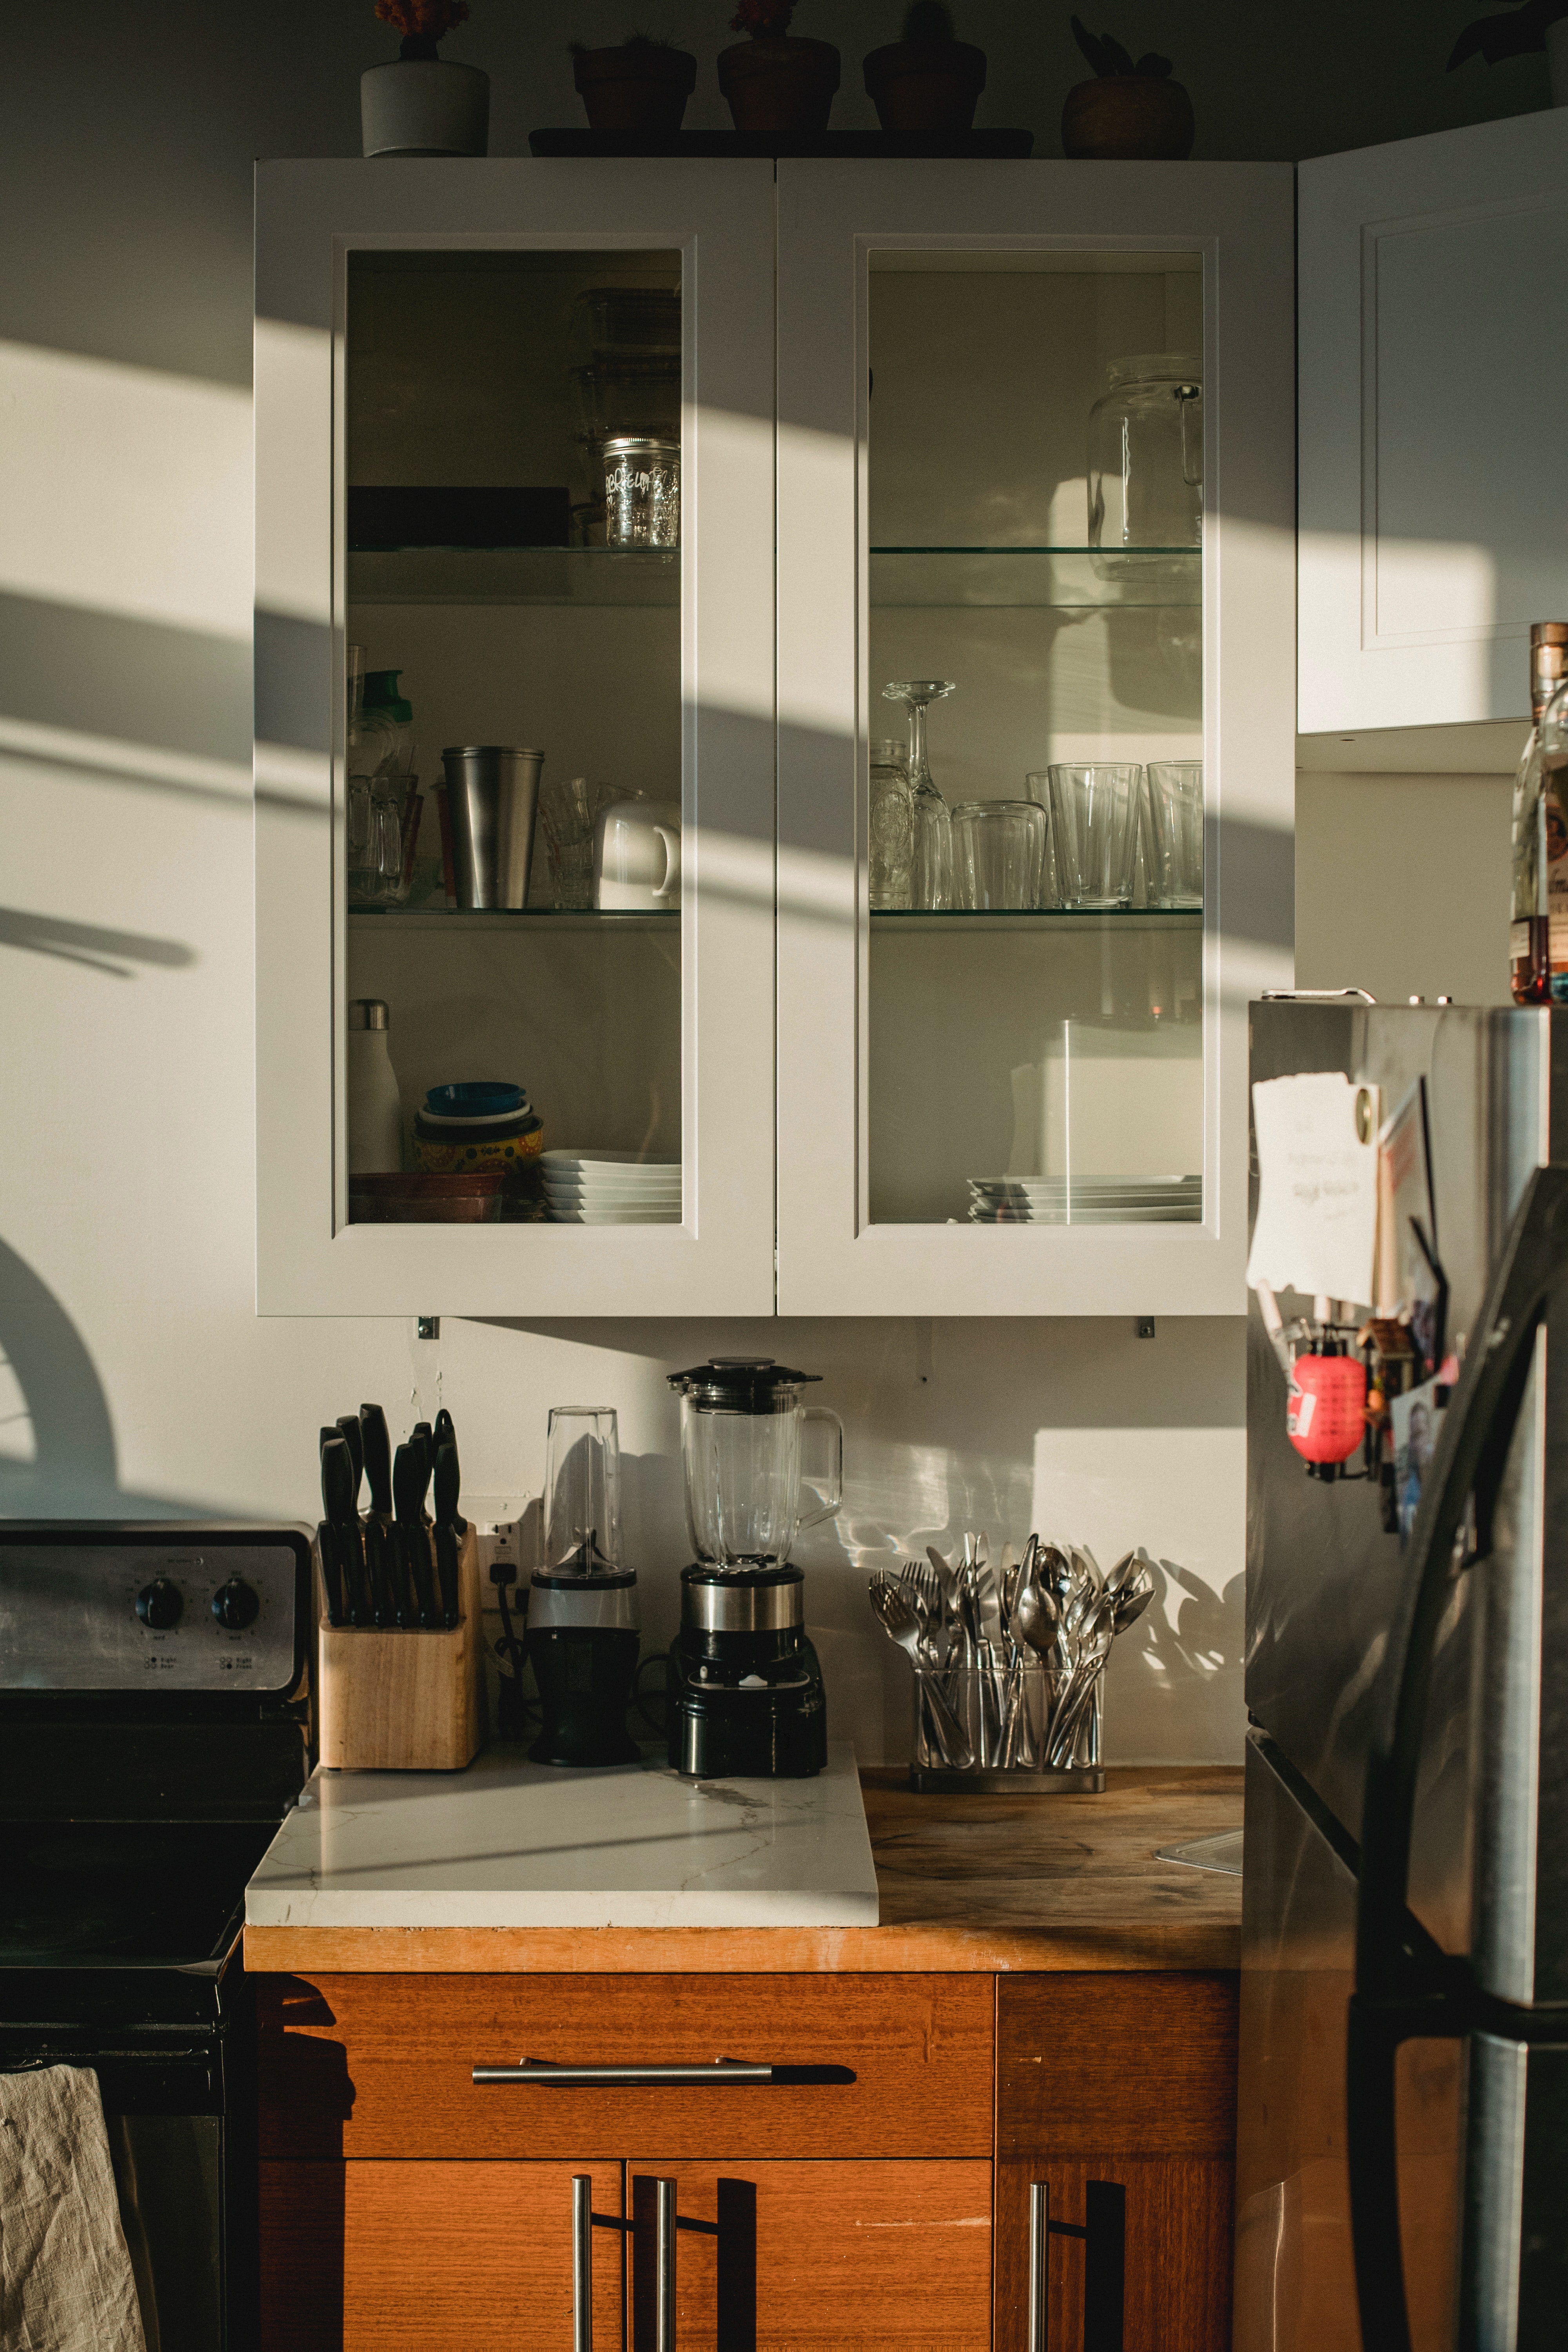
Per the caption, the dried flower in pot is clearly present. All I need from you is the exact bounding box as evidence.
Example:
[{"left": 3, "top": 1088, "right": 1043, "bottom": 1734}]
[
  {"left": 570, "top": 33, "right": 699, "bottom": 133},
  {"left": 863, "top": 1, "right": 986, "bottom": 135},
  {"left": 718, "top": 0, "right": 840, "bottom": 139},
  {"left": 362, "top": 0, "right": 490, "bottom": 157},
  {"left": 1060, "top": 16, "right": 1193, "bottom": 161},
  {"left": 1448, "top": 0, "right": 1568, "bottom": 105}
]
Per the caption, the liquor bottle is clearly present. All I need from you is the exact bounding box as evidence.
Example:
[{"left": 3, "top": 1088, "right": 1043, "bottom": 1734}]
[{"left": 1510, "top": 622, "right": 1568, "bottom": 1004}]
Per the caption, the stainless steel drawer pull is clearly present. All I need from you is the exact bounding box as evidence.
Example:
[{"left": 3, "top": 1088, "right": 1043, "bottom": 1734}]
[
  {"left": 572, "top": 2174, "right": 592, "bottom": 2352},
  {"left": 655, "top": 2176, "right": 677, "bottom": 2352},
  {"left": 473, "top": 2056, "right": 778, "bottom": 2085},
  {"left": 1027, "top": 2176, "right": 1127, "bottom": 2352},
  {"left": 1029, "top": 2180, "right": 1048, "bottom": 2352}
]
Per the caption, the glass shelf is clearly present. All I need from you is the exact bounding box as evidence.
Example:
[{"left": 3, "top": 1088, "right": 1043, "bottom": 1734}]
[
  {"left": 346, "top": 546, "right": 681, "bottom": 608},
  {"left": 870, "top": 907, "right": 1201, "bottom": 932},
  {"left": 348, "top": 907, "right": 680, "bottom": 933},
  {"left": 868, "top": 545, "right": 1200, "bottom": 609}
]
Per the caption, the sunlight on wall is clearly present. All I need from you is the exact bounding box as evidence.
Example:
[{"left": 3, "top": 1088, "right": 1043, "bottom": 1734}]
[{"left": 0, "top": 340, "right": 251, "bottom": 637}]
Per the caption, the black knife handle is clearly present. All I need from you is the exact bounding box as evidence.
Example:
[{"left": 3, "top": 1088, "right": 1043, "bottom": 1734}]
[
  {"left": 385, "top": 1521, "right": 416, "bottom": 1630},
  {"left": 360, "top": 1403, "right": 394, "bottom": 1518},
  {"left": 316, "top": 1521, "right": 344, "bottom": 1627},
  {"left": 336, "top": 1414, "right": 365, "bottom": 1499},
  {"left": 435, "top": 1519, "right": 461, "bottom": 1631},
  {"left": 361, "top": 1513, "right": 392, "bottom": 1628}
]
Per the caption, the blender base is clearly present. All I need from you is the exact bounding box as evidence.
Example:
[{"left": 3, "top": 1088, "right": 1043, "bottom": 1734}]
[{"left": 666, "top": 1628, "right": 828, "bottom": 1780}]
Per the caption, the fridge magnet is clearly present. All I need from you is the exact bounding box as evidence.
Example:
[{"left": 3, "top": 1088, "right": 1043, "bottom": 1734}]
[
  {"left": 1392, "top": 1375, "right": 1448, "bottom": 1541},
  {"left": 1375, "top": 1079, "right": 1448, "bottom": 1376},
  {"left": 1247, "top": 1071, "right": 1381, "bottom": 1311}
]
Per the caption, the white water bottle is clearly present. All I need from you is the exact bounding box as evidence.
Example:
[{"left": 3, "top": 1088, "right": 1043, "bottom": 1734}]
[{"left": 347, "top": 998, "right": 403, "bottom": 1172}]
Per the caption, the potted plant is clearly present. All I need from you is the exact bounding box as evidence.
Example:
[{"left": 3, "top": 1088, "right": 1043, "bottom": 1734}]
[
  {"left": 1448, "top": 0, "right": 1568, "bottom": 102},
  {"left": 570, "top": 32, "right": 700, "bottom": 133},
  {"left": 1060, "top": 17, "right": 1194, "bottom": 160},
  {"left": 361, "top": 0, "right": 490, "bottom": 158},
  {"left": 863, "top": 1, "right": 986, "bottom": 134},
  {"left": 718, "top": 0, "right": 840, "bottom": 139}
]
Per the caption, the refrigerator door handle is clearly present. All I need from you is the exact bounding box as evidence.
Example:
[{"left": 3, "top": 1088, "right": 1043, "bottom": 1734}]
[{"left": 1349, "top": 1163, "right": 1568, "bottom": 2352}]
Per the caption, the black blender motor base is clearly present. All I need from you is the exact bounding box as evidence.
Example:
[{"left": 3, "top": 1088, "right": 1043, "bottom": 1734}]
[{"left": 529, "top": 1627, "right": 641, "bottom": 1769}]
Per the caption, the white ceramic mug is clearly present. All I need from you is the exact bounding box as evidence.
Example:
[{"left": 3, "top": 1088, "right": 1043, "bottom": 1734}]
[{"left": 594, "top": 797, "right": 681, "bottom": 911}]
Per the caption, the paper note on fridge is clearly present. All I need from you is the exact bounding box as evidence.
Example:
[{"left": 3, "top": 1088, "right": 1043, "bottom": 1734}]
[{"left": 1246, "top": 1072, "right": 1381, "bottom": 1306}]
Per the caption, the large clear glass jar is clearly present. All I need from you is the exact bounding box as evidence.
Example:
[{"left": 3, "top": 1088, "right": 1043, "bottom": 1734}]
[
  {"left": 868, "top": 737, "right": 913, "bottom": 910},
  {"left": 1087, "top": 353, "right": 1202, "bottom": 581}
]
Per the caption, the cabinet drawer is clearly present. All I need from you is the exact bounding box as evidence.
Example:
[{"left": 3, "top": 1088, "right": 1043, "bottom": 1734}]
[
  {"left": 258, "top": 1973, "right": 994, "bottom": 2162},
  {"left": 260, "top": 2160, "right": 623, "bottom": 2352},
  {"left": 996, "top": 1971, "right": 1238, "bottom": 2157},
  {"left": 628, "top": 2160, "right": 993, "bottom": 2350}
]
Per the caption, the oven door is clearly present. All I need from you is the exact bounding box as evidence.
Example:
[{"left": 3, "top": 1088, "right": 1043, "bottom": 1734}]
[{"left": 0, "top": 2024, "right": 252, "bottom": 2352}]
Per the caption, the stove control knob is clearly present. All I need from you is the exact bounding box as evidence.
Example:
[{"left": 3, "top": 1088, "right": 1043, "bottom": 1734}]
[
  {"left": 135, "top": 1577, "right": 183, "bottom": 1630},
  {"left": 211, "top": 1578, "right": 260, "bottom": 1632}
]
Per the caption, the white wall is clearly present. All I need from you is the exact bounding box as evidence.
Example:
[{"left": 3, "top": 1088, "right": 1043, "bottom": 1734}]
[{"left": 0, "top": 0, "right": 1537, "bottom": 1764}]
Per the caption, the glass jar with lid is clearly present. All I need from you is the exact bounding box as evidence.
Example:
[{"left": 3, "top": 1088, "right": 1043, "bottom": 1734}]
[
  {"left": 1087, "top": 353, "right": 1202, "bottom": 581},
  {"left": 868, "top": 737, "right": 913, "bottom": 910}
]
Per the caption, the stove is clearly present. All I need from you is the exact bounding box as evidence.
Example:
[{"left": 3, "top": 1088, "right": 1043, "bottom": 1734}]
[{"left": 0, "top": 1522, "right": 312, "bottom": 2351}]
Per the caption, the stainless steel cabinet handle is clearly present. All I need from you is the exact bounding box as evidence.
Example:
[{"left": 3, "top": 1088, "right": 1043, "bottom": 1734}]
[
  {"left": 1029, "top": 2180, "right": 1048, "bottom": 2352},
  {"left": 473, "top": 2058, "right": 778, "bottom": 2085},
  {"left": 572, "top": 2174, "right": 592, "bottom": 2352},
  {"left": 655, "top": 2176, "right": 677, "bottom": 2352}
]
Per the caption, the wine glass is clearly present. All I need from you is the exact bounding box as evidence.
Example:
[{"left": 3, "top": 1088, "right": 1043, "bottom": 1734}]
[{"left": 882, "top": 680, "right": 957, "bottom": 910}]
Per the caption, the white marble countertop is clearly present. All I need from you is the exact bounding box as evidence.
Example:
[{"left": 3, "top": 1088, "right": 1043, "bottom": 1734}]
[{"left": 245, "top": 1741, "right": 878, "bottom": 1930}]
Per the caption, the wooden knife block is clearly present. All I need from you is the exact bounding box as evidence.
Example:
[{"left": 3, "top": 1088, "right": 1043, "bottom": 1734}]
[{"left": 316, "top": 1521, "right": 485, "bottom": 1772}]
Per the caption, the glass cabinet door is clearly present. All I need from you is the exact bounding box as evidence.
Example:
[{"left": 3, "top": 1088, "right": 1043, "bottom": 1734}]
[
  {"left": 256, "top": 163, "right": 775, "bottom": 1316},
  {"left": 777, "top": 163, "right": 1296, "bottom": 1318}
]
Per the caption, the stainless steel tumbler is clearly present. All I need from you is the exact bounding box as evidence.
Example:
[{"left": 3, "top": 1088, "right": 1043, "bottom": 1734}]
[{"left": 440, "top": 746, "right": 544, "bottom": 909}]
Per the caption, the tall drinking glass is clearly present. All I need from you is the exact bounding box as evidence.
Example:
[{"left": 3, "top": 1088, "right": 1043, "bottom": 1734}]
[
  {"left": 1046, "top": 764, "right": 1143, "bottom": 910},
  {"left": 1022, "top": 773, "right": 1063, "bottom": 908},
  {"left": 951, "top": 802, "right": 1046, "bottom": 910},
  {"left": 543, "top": 1406, "right": 622, "bottom": 1573},
  {"left": 1145, "top": 761, "right": 1205, "bottom": 907},
  {"left": 882, "top": 680, "right": 956, "bottom": 910}
]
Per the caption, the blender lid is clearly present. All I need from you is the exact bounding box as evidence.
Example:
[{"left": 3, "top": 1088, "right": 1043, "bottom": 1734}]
[{"left": 666, "top": 1356, "right": 822, "bottom": 1410}]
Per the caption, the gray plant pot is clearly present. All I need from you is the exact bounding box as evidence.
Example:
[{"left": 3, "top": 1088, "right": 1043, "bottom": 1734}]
[
  {"left": 361, "top": 58, "right": 490, "bottom": 157},
  {"left": 1549, "top": 20, "right": 1568, "bottom": 105}
]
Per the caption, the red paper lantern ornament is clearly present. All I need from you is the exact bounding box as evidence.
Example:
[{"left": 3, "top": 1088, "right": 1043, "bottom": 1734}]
[{"left": 1286, "top": 1354, "right": 1367, "bottom": 1466}]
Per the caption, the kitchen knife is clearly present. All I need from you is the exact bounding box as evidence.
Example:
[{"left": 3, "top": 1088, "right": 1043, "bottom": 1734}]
[
  {"left": 393, "top": 1442, "right": 436, "bottom": 1628},
  {"left": 433, "top": 1410, "right": 466, "bottom": 1533},
  {"left": 359, "top": 1402, "right": 393, "bottom": 1519},
  {"left": 433, "top": 1441, "right": 461, "bottom": 1629},
  {"left": 321, "top": 1434, "right": 368, "bottom": 1625},
  {"left": 316, "top": 1519, "right": 345, "bottom": 1627},
  {"left": 335, "top": 1414, "right": 366, "bottom": 1499},
  {"left": 360, "top": 1511, "right": 394, "bottom": 1628}
]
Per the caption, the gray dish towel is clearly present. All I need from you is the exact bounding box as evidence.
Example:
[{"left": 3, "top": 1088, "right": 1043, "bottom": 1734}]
[{"left": 0, "top": 2066, "right": 147, "bottom": 2352}]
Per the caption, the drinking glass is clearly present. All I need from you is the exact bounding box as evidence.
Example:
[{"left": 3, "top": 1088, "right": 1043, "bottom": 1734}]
[
  {"left": 869, "top": 739, "right": 913, "bottom": 910},
  {"left": 1145, "top": 761, "right": 1205, "bottom": 907},
  {"left": 1046, "top": 764, "right": 1143, "bottom": 909},
  {"left": 1022, "top": 774, "right": 1063, "bottom": 908},
  {"left": 882, "top": 680, "right": 956, "bottom": 910},
  {"left": 951, "top": 801, "right": 1046, "bottom": 910},
  {"left": 540, "top": 775, "right": 617, "bottom": 910},
  {"left": 543, "top": 1406, "right": 622, "bottom": 1573}
]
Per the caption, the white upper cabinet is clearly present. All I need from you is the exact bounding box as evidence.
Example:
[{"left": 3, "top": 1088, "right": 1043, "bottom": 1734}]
[
  {"left": 775, "top": 163, "right": 1295, "bottom": 1318},
  {"left": 254, "top": 162, "right": 776, "bottom": 1317},
  {"left": 1299, "top": 110, "right": 1568, "bottom": 738}
]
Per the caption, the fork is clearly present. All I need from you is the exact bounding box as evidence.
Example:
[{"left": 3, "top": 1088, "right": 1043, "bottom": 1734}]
[{"left": 868, "top": 1577, "right": 972, "bottom": 1768}]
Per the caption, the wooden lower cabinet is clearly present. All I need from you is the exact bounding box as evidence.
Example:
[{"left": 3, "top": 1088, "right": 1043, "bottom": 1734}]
[
  {"left": 993, "top": 1972, "right": 1240, "bottom": 2352},
  {"left": 626, "top": 2160, "right": 993, "bottom": 2350},
  {"left": 259, "top": 2159, "right": 623, "bottom": 2352}
]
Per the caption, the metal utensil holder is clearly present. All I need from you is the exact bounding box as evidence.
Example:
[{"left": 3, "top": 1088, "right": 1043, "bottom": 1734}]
[{"left": 910, "top": 1661, "right": 1105, "bottom": 1794}]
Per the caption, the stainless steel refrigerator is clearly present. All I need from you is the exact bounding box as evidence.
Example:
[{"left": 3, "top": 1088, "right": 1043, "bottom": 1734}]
[{"left": 1236, "top": 998, "right": 1568, "bottom": 2352}]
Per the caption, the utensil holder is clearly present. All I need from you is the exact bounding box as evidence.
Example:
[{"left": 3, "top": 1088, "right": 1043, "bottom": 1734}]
[
  {"left": 909, "top": 1663, "right": 1106, "bottom": 1795},
  {"left": 316, "top": 1521, "right": 485, "bottom": 1771}
]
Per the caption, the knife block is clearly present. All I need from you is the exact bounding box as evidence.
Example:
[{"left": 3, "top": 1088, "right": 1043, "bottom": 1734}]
[{"left": 316, "top": 1521, "right": 485, "bottom": 1771}]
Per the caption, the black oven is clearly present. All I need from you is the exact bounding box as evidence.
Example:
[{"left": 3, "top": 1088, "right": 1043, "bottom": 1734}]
[{"left": 0, "top": 1524, "right": 312, "bottom": 2352}]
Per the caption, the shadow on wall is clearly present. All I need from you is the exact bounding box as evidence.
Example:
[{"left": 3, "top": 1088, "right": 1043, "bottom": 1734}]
[
  {"left": 0, "top": 1235, "right": 186, "bottom": 1516},
  {"left": 1108, "top": 1554, "right": 1245, "bottom": 1760}
]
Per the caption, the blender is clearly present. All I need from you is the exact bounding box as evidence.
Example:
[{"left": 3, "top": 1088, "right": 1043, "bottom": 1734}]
[
  {"left": 527, "top": 1407, "right": 640, "bottom": 1768},
  {"left": 664, "top": 1358, "right": 842, "bottom": 1778}
]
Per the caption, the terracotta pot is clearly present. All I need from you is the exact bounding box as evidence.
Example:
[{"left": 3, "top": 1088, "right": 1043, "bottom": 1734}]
[
  {"left": 1061, "top": 75, "right": 1194, "bottom": 162},
  {"left": 572, "top": 43, "right": 698, "bottom": 134},
  {"left": 863, "top": 37, "right": 986, "bottom": 134},
  {"left": 718, "top": 36, "right": 840, "bottom": 138}
]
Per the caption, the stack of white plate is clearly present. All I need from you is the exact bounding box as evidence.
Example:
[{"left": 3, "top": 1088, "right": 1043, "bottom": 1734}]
[
  {"left": 966, "top": 1174, "right": 1201, "bottom": 1225},
  {"left": 542, "top": 1151, "right": 682, "bottom": 1224}
]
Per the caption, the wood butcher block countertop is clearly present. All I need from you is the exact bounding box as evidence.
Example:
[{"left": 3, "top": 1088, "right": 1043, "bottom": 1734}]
[{"left": 243, "top": 1763, "right": 1242, "bottom": 1976}]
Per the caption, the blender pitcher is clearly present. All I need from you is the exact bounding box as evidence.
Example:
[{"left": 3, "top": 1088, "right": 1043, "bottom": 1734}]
[{"left": 671, "top": 1358, "right": 843, "bottom": 1569}]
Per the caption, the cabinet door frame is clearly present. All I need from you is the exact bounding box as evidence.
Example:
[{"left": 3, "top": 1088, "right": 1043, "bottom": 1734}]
[
  {"left": 254, "top": 160, "right": 776, "bottom": 1316},
  {"left": 1299, "top": 110, "right": 1568, "bottom": 737},
  {"left": 775, "top": 161, "right": 1295, "bottom": 1317}
]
